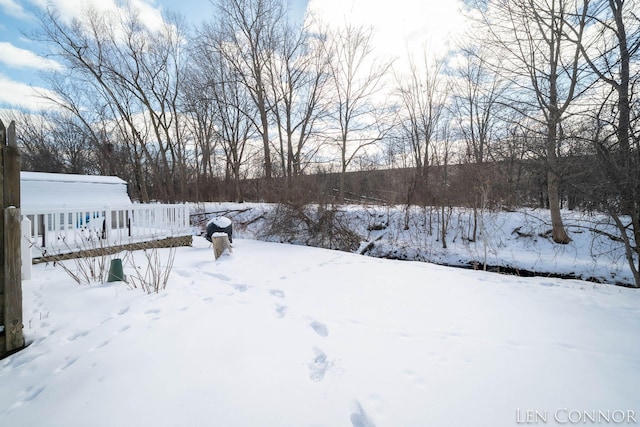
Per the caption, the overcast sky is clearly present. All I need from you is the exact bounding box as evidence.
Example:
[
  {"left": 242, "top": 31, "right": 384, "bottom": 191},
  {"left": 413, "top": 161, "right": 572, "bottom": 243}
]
[{"left": 0, "top": 0, "right": 466, "bottom": 112}]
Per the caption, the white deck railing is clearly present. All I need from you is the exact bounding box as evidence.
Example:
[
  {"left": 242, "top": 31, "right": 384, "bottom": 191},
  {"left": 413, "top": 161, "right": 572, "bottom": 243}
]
[{"left": 21, "top": 204, "right": 191, "bottom": 259}]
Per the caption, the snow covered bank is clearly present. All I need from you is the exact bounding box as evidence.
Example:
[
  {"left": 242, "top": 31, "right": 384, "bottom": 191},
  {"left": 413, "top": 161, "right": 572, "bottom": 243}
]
[
  {"left": 1, "top": 237, "right": 639, "bottom": 426},
  {"left": 195, "top": 203, "right": 638, "bottom": 287}
]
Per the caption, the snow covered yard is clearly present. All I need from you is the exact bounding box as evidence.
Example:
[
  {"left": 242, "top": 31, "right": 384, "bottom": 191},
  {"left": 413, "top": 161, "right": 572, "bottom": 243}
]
[{"left": 1, "top": 236, "right": 639, "bottom": 426}]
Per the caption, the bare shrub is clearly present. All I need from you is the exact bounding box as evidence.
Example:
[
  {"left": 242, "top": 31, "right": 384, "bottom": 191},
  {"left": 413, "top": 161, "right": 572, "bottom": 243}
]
[
  {"left": 30, "top": 231, "right": 117, "bottom": 285},
  {"left": 261, "top": 203, "right": 362, "bottom": 252},
  {"left": 33, "top": 230, "right": 177, "bottom": 292},
  {"left": 124, "top": 247, "right": 176, "bottom": 294}
]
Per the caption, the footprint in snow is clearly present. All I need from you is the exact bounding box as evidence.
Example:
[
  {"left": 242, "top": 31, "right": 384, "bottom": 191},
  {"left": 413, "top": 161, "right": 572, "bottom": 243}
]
[
  {"left": 207, "top": 272, "right": 231, "bottom": 282},
  {"left": 54, "top": 357, "right": 78, "bottom": 374},
  {"left": 232, "top": 283, "right": 248, "bottom": 292},
  {"left": 173, "top": 269, "right": 192, "bottom": 278},
  {"left": 90, "top": 340, "right": 110, "bottom": 352},
  {"left": 10, "top": 385, "right": 47, "bottom": 410},
  {"left": 350, "top": 401, "right": 376, "bottom": 427},
  {"left": 21, "top": 385, "right": 46, "bottom": 404},
  {"left": 67, "top": 330, "right": 89, "bottom": 342},
  {"left": 308, "top": 347, "right": 330, "bottom": 382},
  {"left": 4, "top": 352, "right": 45, "bottom": 370},
  {"left": 145, "top": 309, "right": 162, "bottom": 321},
  {"left": 274, "top": 304, "right": 288, "bottom": 319},
  {"left": 310, "top": 320, "right": 329, "bottom": 337},
  {"left": 117, "top": 325, "right": 131, "bottom": 334},
  {"left": 270, "top": 289, "right": 285, "bottom": 298}
]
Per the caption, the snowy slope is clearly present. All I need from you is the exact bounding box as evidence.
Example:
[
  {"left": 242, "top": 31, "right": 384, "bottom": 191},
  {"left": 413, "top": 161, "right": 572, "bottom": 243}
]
[
  {"left": 1, "top": 237, "right": 639, "bottom": 426},
  {"left": 197, "top": 203, "right": 638, "bottom": 286}
]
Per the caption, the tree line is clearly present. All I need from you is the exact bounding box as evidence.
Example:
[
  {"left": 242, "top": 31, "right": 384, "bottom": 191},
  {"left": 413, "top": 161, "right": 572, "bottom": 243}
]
[{"left": 2, "top": 0, "right": 639, "bottom": 283}]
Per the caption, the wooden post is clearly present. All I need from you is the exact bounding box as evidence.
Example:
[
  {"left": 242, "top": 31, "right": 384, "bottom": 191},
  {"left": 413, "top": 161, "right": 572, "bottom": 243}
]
[
  {"left": 212, "top": 233, "right": 232, "bottom": 260},
  {"left": 4, "top": 207, "right": 23, "bottom": 352},
  {"left": 21, "top": 217, "right": 31, "bottom": 281},
  {"left": 1, "top": 119, "right": 25, "bottom": 356}
]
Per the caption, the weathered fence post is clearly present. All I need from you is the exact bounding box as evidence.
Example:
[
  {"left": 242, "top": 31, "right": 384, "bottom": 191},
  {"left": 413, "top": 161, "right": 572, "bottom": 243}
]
[
  {"left": 21, "top": 217, "right": 31, "bottom": 281},
  {"left": 1, "top": 119, "right": 25, "bottom": 357}
]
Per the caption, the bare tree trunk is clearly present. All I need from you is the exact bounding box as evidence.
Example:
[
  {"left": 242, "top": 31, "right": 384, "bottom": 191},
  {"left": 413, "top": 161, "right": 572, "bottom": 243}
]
[{"left": 547, "top": 117, "right": 570, "bottom": 243}]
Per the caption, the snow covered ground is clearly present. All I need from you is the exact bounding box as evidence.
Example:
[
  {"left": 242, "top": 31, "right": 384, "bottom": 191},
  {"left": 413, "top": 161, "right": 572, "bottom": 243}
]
[{"left": 1, "top": 235, "right": 639, "bottom": 426}]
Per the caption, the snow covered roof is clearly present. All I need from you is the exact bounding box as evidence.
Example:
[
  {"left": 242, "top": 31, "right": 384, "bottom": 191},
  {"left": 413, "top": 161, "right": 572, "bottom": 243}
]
[{"left": 20, "top": 171, "right": 131, "bottom": 210}]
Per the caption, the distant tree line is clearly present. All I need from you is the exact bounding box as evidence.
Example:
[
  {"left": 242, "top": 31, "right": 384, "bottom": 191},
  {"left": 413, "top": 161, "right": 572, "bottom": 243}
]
[{"left": 2, "top": 0, "right": 639, "bottom": 282}]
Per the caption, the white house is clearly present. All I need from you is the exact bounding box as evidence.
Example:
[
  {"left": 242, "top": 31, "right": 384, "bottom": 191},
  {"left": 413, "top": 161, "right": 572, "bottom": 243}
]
[
  {"left": 20, "top": 171, "right": 131, "bottom": 209},
  {"left": 18, "top": 172, "right": 190, "bottom": 261}
]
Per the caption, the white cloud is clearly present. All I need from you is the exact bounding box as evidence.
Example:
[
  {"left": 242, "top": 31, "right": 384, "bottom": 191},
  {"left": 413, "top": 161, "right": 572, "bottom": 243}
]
[
  {"left": 0, "top": 42, "right": 62, "bottom": 71},
  {"left": 0, "top": 0, "right": 30, "bottom": 20},
  {"left": 30, "top": 0, "right": 165, "bottom": 31},
  {"left": 0, "top": 74, "right": 60, "bottom": 111},
  {"left": 307, "top": 0, "right": 468, "bottom": 65}
]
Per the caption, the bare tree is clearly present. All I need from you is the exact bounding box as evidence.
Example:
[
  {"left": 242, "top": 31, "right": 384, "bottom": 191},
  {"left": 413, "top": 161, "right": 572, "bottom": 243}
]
[
  {"left": 394, "top": 53, "right": 448, "bottom": 229},
  {"left": 32, "top": 4, "right": 188, "bottom": 202},
  {"left": 213, "top": 0, "right": 287, "bottom": 192},
  {"left": 190, "top": 24, "right": 259, "bottom": 202},
  {"left": 324, "top": 23, "right": 393, "bottom": 201},
  {"left": 449, "top": 45, "right": 509, "bottom": 240},
  {"left": 212, "top": 67, "right": 257, "bottom": 203},
  {"left": 10, "top": 105, "right": 127, "bottom": 178},
  {"left": 266, "top": 18, "right": 331, "bottom": 189},
  {"left": 431, "top": 110, "right": 455, "bottom": 249},
  {"left": 569, "top": 0, "right": 640, "bottom": 285},
  {"left": 12, "top": 111, "right": 66, "bottom": 173},
  {"left": 450, "top": 45, "right": 505, "bottom": 164},
  {"left": 42, "top": 64, "right": 152, "bottom": 200},
  {"left": 110, "top": 10, "right": 189, "bottom": 202},
  {"left": 181, "top": 67, "right": 222, "bottom": 202},
  {"left": 474, "top": 0, "right": 591, "bottom": 243}
]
